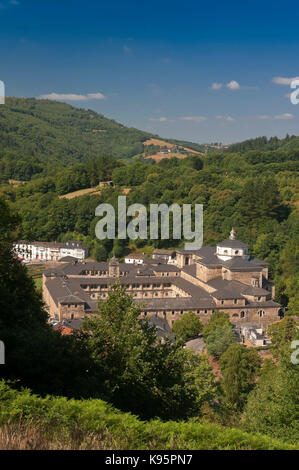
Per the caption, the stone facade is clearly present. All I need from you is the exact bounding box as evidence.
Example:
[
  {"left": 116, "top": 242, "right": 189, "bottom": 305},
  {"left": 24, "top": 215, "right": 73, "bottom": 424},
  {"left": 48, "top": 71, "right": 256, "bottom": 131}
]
[{"left": 43, "top": 230, "right": 283, "bottom": 329}]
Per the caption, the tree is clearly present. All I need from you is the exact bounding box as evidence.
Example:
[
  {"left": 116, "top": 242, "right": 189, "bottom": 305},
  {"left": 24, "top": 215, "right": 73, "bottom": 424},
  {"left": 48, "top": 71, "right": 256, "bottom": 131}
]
[
  {"left": 203, "top": 311, "right": 231, "bottom": 337},
  {"left": 82, "top": 284, "right": 217, "bottom": 420},
  {"left": 0, "top": 197, "right": 93, "bottom": 398},
  {"left": 237, "top": 177, "right": 287, "bottom": 223},
  {"left": 205, "top": 323, "right": 237, "bottom": 358},
  {"left": 172, "top": 311, "right": 203, "bottom": 342},
  {"left": 93, "top": 243, "right": 107, "bottom": 262},
  {"left": 267, "top": 317, "right": 298, "bottom": 357},
  {"left": 219, "top": 344, "right": 261, "bottom": 410},
  {"left": 243, "top": 349, "right": 299, "bottom": 443}
]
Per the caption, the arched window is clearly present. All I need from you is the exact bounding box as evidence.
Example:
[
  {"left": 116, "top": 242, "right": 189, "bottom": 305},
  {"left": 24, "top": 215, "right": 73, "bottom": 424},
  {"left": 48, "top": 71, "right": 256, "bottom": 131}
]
[
  {"left": 240, "top": 311, "right": 245, "bottom": 318},
  {"left": 258, "top": 310, "right": 265, "bottom": 317},
  {"left": 232, "top": 313, "right": 239, "bottom": 318}
]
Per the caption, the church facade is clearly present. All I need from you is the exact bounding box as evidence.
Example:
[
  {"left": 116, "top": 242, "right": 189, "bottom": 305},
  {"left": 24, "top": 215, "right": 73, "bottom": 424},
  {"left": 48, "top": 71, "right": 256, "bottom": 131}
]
[{"left": 42, "top": 229, "right": 283, "bottom": 329}]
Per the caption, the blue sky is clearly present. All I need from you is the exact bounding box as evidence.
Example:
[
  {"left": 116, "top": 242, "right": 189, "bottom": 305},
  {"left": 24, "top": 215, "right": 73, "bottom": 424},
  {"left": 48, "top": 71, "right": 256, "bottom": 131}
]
[{"left": 1, "top": 0, "right": 299, "bottom": 143}]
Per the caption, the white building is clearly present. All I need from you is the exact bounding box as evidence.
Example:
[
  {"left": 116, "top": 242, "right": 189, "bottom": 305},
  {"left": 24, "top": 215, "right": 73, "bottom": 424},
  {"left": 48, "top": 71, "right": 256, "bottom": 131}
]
[
  {"left": 124, "top": 254, "right": 149, "bottom": 265},
  {"left": 14, "top": 240, "right": 88, "bottom": 262},
  {"left": 240, "top": 325, "right": 271, "bottom": 347}
]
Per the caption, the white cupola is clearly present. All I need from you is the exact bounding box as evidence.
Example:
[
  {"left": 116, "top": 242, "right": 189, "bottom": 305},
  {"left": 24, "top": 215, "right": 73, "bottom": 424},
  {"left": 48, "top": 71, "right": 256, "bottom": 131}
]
[{"left": 216, "top": 228, "right": 249, "bottom": 261}]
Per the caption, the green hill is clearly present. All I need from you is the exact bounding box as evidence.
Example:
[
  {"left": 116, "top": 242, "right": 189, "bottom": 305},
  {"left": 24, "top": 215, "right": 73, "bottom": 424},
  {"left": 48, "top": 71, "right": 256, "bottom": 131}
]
[
  {"left": 227, "top": 134, "right": 299, "bottom": 153},
  {"left": 0, "top": 382, "right": 295, "bottom": 450},
  {"left": 0, "top": 97, "right": 205, "bottom": 181}
]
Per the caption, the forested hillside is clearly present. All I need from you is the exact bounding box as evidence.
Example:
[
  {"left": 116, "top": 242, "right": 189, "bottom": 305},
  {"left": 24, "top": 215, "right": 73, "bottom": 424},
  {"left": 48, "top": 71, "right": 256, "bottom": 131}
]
[
  {"left": 0, "top": 97, "right": 206, "bottom": 182},
  {"left": 227, "top": 134, "right": 299, "bottom": 153}
]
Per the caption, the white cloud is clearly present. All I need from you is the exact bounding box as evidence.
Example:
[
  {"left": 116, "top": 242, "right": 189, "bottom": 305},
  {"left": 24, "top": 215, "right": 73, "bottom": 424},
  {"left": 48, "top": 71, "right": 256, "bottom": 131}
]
[
  {"left": 216, "top": 115, "right": 235, "bottom": 121},
  {"left": 149, "top": 117, "right": 169, "bottom": 122},
  {"left": 273, "top": 113, "right": 294, "bottom": 120},
  {"left": 249, "top": 113, "right": 294, "bottom": 120},
  {"left": 85, "top": 93, "right": 106, "bottom": 100},
  {"left": 38, "top": 92, "right": 106, "bottom": 101},
  {"left": 226, "top": 80, "right": 240, "bottom": 90},
  {"left": 210, "top": 82, "right": 223, "bottom": 90},
  {"left": 272, "top": 76, "right": 299, "bottom": 85},
  {"left": 211, "top": 80, "right": 241, "bottom": 90},
  {"left": 180, "top": 116, "right": 206, "bottom": 122}
]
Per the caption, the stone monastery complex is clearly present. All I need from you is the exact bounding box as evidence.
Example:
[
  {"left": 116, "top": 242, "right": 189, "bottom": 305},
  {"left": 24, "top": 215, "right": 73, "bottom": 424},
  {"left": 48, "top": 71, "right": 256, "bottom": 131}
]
[{"left": 42, "top": 229, "right": 283, "bottom": 329}]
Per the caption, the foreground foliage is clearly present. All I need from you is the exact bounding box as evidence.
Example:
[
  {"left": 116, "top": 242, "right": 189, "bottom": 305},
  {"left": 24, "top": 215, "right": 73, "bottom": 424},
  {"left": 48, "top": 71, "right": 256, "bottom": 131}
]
[
  {"left": 0, "top": 382, "right": 296, "bottom": 450},
  {"left": 82, "top": 285, "right": 217, "bottom": 420}
]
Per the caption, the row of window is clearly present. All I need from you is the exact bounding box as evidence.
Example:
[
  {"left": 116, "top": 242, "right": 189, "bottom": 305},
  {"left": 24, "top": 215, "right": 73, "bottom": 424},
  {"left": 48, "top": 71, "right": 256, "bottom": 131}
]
[{"left": 82, "top": 283, "right": 173, "bottom": 290}]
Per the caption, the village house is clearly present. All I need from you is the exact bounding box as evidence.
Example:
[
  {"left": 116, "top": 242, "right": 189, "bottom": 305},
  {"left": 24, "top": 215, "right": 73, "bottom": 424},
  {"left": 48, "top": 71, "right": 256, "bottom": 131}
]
[
  {"left": 42, "top": 229, "right": 283, "bottom": 331},
  {"left": 14, "top": 240, "right": 88, "bottom": 262},
  {"left": 124, "top": 253, "right": 150, "bottom": 265},
  {"left": 239, "top": 325, "right": 272, "bottom": 347},
  {"left": 152, "top": 249, "right": 177, "bottom": 264}
]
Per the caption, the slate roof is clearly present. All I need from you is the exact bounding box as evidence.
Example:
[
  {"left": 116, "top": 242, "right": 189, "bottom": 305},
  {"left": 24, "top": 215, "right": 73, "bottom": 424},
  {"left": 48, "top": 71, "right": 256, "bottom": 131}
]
[
  {"left": 195, "top": 248, "right": 268, "bottom": 271},
  {"left": 207, "top": 277, "right": 270, "bottom": 300},
  {"left": 59, "top": 256, "right": 79, "bottom": 262},
  {"left": 153, "top": 249, "right": 176, "bottom": 255},
  {"left": 217, "top": 239, "right": 248, "bottom": 249},
  {"left": 44, "top": 242, "right": 280, "bottom": 316},
  {"left": 152, "top": 264, "right": 180, "bottom": 272},
  {"left": 58, "top": 295, "right": 85, "bottom": 305},
  {"left": 241, "top": 286, "right": 270, "bottom": 296},
  {"left": 136, "top": 267, "right": 155, "bottom": 276},
  {"left": 125, "top": 253, "right": 149, "bottom": 259},
  {"left": 181, "top": 264, "right": 197, "bottom": 276}
]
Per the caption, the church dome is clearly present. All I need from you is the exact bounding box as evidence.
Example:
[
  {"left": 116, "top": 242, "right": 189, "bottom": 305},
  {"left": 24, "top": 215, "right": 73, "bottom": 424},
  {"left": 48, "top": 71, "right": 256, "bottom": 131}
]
[{"left": 216, "top": 229, "right": 248, "bottom": 261}]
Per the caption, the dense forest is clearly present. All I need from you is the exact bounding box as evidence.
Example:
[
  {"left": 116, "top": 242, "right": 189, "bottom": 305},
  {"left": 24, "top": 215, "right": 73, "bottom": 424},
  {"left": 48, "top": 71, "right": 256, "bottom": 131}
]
[{"left": 1, "top": 133, "right": 298, "bottom": 314}]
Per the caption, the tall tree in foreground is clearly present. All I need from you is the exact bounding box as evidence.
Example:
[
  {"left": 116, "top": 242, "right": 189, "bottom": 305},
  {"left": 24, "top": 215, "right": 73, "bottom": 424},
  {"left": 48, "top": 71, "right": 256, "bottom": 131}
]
[
  {"left": 0, "top": 197, "right": 92, "bottom": 398},
  {"left": 243, "top": 318, "right": 299, "bottom": 443},
  {"left": 243, "top": 349, "right": 299, "bottom": 443},
  {"left": 219, "top": 344, "right": 261, "bottom": 410},
  {"left": 82, "top": 284, "right": 217, "bottom": 420}
]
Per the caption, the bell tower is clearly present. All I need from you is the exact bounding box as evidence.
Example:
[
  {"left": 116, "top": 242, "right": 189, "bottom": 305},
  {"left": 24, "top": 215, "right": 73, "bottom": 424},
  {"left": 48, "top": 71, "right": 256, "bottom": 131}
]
[{"left": 109, "top": 256, "right": 120, "bottom": 278}]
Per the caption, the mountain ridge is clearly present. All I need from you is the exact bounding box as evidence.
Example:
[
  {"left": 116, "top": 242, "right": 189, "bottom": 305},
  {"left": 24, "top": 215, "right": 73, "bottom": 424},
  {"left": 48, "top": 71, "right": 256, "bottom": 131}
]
[{"left": 0, "top": 97, "right": 206, "bottom": 179}]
